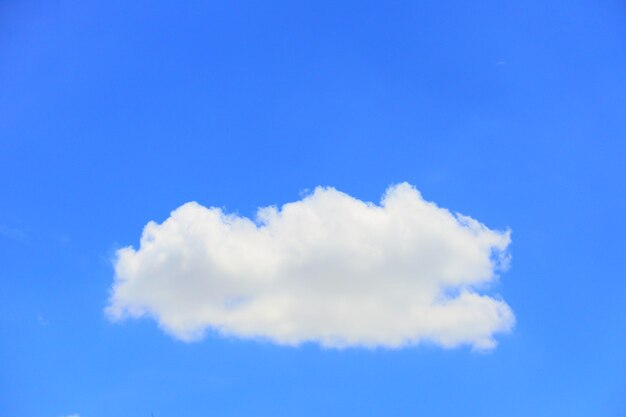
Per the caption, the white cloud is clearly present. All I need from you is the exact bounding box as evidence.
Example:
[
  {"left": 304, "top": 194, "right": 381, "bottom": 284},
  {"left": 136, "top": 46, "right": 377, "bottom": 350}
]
[
  {"left": 106, "top": 183, "right": 514, "bottom": 350},
  {"left": 0, "top": 223, "right": 29, "bottom": 244},
  {"left": 61, "top": 414, "right": 79, "bottom": 417}
]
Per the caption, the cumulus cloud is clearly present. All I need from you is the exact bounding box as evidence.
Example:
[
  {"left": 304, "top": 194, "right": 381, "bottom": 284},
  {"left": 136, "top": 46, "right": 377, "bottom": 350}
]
[{"left": 106, "top": 183, "right": 514, "bottom": 350}]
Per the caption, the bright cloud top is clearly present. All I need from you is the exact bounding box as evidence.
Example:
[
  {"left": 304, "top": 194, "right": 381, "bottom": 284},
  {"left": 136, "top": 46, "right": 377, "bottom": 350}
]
[{"left": 107, "top": 183, "right": 514, "bottom": 349}]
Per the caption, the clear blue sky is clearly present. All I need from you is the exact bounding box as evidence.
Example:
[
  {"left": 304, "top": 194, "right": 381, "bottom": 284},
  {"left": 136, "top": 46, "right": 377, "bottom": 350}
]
[{"left": 1, "top": 0, "right": 625, "bottom": 416}]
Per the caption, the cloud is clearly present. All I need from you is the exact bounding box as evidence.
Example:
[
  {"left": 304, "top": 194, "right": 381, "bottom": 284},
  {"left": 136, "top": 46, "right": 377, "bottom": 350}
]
[
  {"left": 0, "top": 223, "right": 29, "bottom": 244},
  {"left": 106, "top": 183, "right": 514, "bottom": 350},
  {"left": 61, "top": 414, "right": 79, "bottom": 417}
]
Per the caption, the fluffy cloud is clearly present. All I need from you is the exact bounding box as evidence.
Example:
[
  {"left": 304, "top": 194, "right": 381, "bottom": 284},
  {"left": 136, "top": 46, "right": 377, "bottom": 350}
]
[{"left": 106, "top": 183, "right": 514, "bottom": 349}]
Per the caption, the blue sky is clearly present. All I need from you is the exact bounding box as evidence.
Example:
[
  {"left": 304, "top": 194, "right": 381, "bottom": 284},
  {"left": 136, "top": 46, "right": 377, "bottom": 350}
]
[{"left": 1, "top": 0, "right": 625, "bottom": 416}]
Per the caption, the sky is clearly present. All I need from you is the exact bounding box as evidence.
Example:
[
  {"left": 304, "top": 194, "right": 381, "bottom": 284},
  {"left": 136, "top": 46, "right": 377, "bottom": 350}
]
[{"left": 1, "top": 0, "right": 625, "bottom": 416}]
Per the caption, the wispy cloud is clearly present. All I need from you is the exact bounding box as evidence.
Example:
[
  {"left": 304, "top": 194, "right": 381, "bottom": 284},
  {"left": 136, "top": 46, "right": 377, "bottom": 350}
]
[
  {"left": 107, "top": 183, "right": 514, "bottom": 350},
  {"left": 0, "top": 223, "right": 29, "bottom": 244}
]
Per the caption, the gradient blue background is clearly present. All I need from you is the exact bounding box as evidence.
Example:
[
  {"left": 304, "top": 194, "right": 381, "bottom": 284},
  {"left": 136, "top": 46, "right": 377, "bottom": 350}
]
[{"left": 1, "top": 1, "right": 625, "bottom": 416}]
